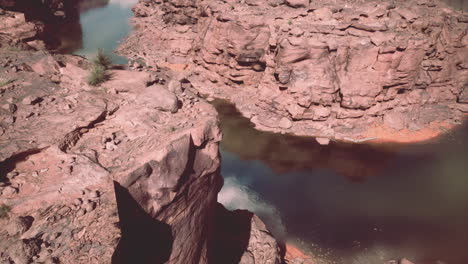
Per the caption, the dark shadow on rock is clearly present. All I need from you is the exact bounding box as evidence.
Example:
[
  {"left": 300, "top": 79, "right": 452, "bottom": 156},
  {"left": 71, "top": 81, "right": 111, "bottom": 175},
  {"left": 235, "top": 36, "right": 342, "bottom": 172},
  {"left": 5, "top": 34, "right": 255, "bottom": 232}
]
[
  {"left": 208, "top": 203, "right": 252, "bottom": 264},
  {"left": 1, "top": 0, "right": 84, "bottom": 52},
  {"left": 112, "top": 181, "right": 173, "bottom": 264},
  {"left": 277, "top": 242, "right": 287, "bottom": 264},
  {"left": 0, "top": 149, "right": 42, "bottom": 184}
]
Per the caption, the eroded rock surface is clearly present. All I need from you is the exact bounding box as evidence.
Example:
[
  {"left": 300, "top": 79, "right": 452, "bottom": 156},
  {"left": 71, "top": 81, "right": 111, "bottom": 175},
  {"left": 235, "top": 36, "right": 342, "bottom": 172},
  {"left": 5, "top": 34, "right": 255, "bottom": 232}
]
[
  {"left": 120, "top": 0, "right": 468, "bottom": 141},
  {"left": 0, "top": 1, "right": 82, "bottom": 51},
  {"left": 0, "top": 47, "right": 281, "bottom": 263}
]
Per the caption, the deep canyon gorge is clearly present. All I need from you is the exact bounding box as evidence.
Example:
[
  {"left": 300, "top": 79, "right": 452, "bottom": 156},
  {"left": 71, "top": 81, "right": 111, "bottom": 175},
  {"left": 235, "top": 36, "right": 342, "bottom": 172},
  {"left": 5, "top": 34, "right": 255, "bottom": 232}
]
[{"left": 0, "top": 0, "right": 467, "bottom": 264}]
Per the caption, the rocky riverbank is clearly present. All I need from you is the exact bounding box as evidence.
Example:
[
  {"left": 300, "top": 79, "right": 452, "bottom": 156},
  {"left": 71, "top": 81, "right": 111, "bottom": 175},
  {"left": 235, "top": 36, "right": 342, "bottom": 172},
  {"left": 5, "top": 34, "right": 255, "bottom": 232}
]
[
  {"left": 119, "top": 0, "right": 468, "bottom": 144},
  {"left": 1, "top": 0, "right": 466, "bottom": 263},
  {"left": 0, "top": 8, "right": 282, "bottom": 264}
]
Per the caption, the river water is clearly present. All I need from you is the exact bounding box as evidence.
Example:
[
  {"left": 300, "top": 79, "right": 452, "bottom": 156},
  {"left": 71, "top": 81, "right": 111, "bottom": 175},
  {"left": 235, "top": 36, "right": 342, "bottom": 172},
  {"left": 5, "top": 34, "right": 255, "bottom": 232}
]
[
  {"left": 52, "top": 0, "right": 137, "bottom": 64},
  {"left": 55, "top": 1, "right": 468, "bottom": 263},
  {"left": 214, "top": 100, "right": 468, "bottom": 264}
]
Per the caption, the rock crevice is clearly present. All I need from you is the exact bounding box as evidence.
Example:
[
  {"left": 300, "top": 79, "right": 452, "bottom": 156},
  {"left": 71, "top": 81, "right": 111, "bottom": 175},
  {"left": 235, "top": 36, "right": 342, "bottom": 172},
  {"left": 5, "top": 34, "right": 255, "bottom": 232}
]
[{"left": 120, "top": 0, "right": 468, "bottom": 141}]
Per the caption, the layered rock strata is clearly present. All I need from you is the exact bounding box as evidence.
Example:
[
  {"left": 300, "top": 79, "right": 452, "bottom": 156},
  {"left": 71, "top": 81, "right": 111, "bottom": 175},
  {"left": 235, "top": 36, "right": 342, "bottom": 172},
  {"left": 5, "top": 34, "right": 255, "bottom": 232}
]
[
  {"left": 0, "top": 48, "right": 281, "bottom": 263},
  {"left": 0, "top": 1, "right": 82, "bottom": 51},
  {"left": 120, "top": 0, "right": 468, "bottom": 140}
]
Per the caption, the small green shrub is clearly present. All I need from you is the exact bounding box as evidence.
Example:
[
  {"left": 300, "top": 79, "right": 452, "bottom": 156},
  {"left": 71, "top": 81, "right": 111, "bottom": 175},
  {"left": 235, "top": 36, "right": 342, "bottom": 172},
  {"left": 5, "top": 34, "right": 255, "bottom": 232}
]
[
  {"left": 87, "top": 64, "right": 109, "bottom": 86},
  {"left": 7, "top": 46, "right": 22, "bottom": 52},
  {"left": 0, "top": 79, "right": 14, "bottom": 87},
  {"left": 87, "top": 48, "right": 112, "bottom": 86},
  {"left": 92, "top": 48, "right": 112, "bottom": 69},
  {"left": 288, "top": 20, "right": 292, "bottom": 25},
  {"left": 0, "top": 204, "right": 11, "bottom": 219}
]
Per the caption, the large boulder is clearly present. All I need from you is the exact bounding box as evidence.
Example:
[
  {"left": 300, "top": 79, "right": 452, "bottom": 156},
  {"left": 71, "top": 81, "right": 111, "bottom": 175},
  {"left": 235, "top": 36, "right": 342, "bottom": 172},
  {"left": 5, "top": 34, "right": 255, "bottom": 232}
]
[
  {"left": 137, "top": 85, "right": 179, "bottom": 113},
  {"left": 113, "top": 129, "right": 223, "bottom": 264}
]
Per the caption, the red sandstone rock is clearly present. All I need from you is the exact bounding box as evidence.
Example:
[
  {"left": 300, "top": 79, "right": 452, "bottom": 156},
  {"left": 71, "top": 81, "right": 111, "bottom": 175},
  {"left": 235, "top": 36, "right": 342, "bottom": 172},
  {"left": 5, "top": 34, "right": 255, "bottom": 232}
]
[
  {"left": 120, "top": 0, "right": 468, "bottom": 141},
  {"left": 0, "top": 48, "right": 282, "bottom": 263}
]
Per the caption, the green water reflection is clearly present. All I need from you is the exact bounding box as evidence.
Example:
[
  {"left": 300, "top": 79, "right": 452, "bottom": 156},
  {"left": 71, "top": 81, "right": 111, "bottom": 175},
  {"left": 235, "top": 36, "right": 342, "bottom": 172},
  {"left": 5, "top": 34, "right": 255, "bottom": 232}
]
[
  {"left": 53, "top": 0, "right": 136, "bottom": 64},
  {"left": 214, "top": 99, "right": 468, "bottom": 264}
]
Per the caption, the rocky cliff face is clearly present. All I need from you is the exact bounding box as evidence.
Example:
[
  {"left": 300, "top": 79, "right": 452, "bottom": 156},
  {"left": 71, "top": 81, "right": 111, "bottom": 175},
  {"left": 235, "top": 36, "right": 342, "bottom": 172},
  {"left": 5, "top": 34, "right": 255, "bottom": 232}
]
[
  {"left": 120, "top": 0, "right": 468, "bottom": 141},
  {"left": 0, "top": 47, "right": 281, "bottom": 263},
  {"left": 0, "top": 0, "right": 82, "bottom": 51}
]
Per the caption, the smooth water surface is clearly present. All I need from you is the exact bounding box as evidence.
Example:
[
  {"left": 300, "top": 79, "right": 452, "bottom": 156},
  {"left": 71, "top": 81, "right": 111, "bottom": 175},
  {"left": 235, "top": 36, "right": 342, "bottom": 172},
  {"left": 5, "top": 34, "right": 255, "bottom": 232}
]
[
  {"left": 54, "top": 0, "right": 137, "bottom": 63},
  {"left": 44, "top": 0, "right": 467, "bottom": 262},
  {"left": 215, "top": 100, "right": 468, "bottom": 264}
]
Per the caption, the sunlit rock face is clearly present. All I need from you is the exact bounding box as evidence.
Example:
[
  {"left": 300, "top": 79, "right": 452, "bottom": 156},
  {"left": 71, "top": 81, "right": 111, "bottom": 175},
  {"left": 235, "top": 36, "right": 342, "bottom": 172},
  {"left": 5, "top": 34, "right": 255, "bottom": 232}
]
[
  {"left": 120, "top": 0, "right": 468, "bottom": 140},
  {"left": 0, "top": 48, "right": 283, "bottom": 263}
]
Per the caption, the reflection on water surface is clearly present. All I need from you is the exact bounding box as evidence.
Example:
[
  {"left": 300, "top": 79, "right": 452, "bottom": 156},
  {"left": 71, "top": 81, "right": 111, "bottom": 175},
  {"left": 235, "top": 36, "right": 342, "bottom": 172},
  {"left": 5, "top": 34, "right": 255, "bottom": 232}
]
[
  {"left": 214, "top": 100, "right": 468, "bottom": 264},
  {"left": 52, "top": 0, "right": 137, "bottom": 63},
  {"left": 44, "top": 0, "right": 468, "bottom": 261}
]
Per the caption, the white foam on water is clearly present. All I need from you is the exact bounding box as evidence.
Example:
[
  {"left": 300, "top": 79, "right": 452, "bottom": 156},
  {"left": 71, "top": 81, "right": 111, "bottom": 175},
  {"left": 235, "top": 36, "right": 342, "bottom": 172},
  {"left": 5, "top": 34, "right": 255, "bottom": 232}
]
[{"left": 218, "top": 175, "right": 287, "bottom": 239}]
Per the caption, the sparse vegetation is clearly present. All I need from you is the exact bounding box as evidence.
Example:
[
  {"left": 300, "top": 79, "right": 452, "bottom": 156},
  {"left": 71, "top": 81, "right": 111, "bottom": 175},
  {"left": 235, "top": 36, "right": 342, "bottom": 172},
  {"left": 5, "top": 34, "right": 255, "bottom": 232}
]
[
  {"left": 87, "top": 64, "right": 109, "bottom": 86},
  {"left": 92, "top": 48, "right": 112, "bottom": 69},
  {"left": 170, "top": 126, "right": 176, "bottom": 132},
  {"left": 87, "top": 49, "right": 112, "bottom": 86},
  {"left": 3, "top": 46, "right": 22, "bottom": 52},
  {"left": 0, "top": 79, "right": 14, "bottom": 87},
  {"left": 288, "top": 20, "right": 292, "bottom": 25},
  {"left": 0, "top": 204, "right": 11, "bottom": 219}
]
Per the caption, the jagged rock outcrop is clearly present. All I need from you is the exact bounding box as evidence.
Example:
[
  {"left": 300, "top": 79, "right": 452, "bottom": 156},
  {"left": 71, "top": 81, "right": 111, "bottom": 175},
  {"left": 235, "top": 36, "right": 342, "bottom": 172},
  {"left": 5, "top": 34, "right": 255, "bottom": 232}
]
[
  {"left": 210, "top": 204, "right": 282, "bottom": 264},
  {"left": 0, "top": 48, "right": 282, "bottom": 263},
  {"left": 120, "top": 0, "right": 468, "bottom": 141},
  {"left": 0, "top": 10, "right": 42, "bottom": 50},
  {"left": 113, "top": 124, "right": 223, "bottom": 264},
  {"left": 0, "top": 0, "right": 82, "bottom": 51}
]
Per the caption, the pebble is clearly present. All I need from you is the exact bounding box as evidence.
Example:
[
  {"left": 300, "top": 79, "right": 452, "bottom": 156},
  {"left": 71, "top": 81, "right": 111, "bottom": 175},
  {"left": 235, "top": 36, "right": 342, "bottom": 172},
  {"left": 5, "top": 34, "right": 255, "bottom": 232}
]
[
  {"left": 44, "top": 257, "right": 58, "bottom": 264},
  {"left": 6, "top": 171, "right": 19, "bottom": 178},
  {"left": 2, "top": 186, "right": 18, "bottom": 196},
  {"left": 73, "top": 198, "right": 83, "bottom": 206},
  {"left": 48, "top": 232, "right": 60, "bottom": 241},
  {"left": 8, "top": 103, "right": 17, "bottom": 113},
  {"left": 76, "top": 208, "right": 87, "bottom": 217},
  {"left": 83, "top": 201, "right": 96, "bottom": 212},
  {"left": 4, "top": 115, "right": 14, "bottom": 125},
  {"left": 315, "top": 137, "right": 330, "bottom": 145},
  {"left": 278, "top": 117, "right": 293, "bottom": 129},
  {"left": 22, "top": 96, "right": 36, "bottom": 105},
  {"left": 89, "top": 190, "right": 100, "bottom": 198},
  {"left": 57, "top": 206, "right": 71, "bottom": 216}
]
